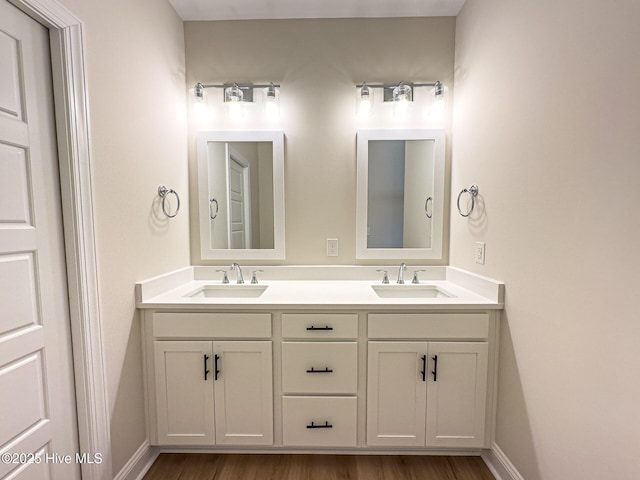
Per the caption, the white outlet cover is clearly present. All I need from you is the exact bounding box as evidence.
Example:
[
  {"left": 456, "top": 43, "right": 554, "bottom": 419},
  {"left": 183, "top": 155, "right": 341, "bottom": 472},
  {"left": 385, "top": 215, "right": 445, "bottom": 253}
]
[
  {"left": 475, "top": 242, "right": 485, "bottom": 264},
  {"left": 327, "top": 238, "right": 339, "bottom": 257}
]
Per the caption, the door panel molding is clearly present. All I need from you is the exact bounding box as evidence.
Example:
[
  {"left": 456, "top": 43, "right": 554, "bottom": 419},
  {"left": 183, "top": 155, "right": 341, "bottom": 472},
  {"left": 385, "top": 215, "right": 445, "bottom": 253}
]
[{"left": 7, "top": 1, "right": 111, "bottom": 478}]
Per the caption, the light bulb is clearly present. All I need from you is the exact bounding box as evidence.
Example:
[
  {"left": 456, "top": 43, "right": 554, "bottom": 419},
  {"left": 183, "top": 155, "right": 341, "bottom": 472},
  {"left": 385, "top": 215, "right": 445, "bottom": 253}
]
[
  {"left": 264, "top": 83, "right": 280, "bottom": 119},
  {"left": 357, "top": 85, "right": 372, "bottom": 118},
  {"left": 429, "top": 81, "right": 447, "bottom": 120},
  {"left": 392, "top": 83, "right": 412, "bottom": 118},
  {"left": 225, "top": 84, "right": 244, "bottom": 119}
]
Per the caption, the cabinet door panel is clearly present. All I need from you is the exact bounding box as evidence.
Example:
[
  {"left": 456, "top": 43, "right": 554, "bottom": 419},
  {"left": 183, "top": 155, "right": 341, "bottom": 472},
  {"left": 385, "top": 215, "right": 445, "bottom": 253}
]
[
  {"left": 154, "top": 341, "right": 214, "bottom": 445},
  {"left": 366, "top": 342, "right": 428, "bottom": 446},
  {"left": 426, "top": 342, "right": 488, "bottom": 448},
  {"left": 213, "top": 341, "right": 273, "bottom": 445}
]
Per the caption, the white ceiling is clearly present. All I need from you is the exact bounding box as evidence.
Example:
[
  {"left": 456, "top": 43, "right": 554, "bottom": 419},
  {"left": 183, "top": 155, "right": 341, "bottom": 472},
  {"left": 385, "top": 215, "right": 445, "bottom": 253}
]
[{"left": 169, "top": 0, "right": 467, "bottom": 21}]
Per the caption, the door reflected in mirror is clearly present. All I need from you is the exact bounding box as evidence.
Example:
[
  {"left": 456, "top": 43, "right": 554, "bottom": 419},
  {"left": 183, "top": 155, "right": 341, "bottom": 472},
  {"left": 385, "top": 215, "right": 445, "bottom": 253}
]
[
  {"left": 367, "top": 139, "right": 434, "bottom": 249},
  {"left": 356, "top": 129, "right": 445, "bottom": 260},
  {"left": 206, "top": 141, "right": 274, "bottom": 249},
  {"left": 197, "top": 131, "right": 285, "bottom": 260}
]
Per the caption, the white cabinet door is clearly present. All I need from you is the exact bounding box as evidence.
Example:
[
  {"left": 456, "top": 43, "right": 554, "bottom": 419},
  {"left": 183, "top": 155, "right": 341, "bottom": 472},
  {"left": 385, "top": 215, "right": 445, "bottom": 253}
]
[
  {"left": 213, "top": 341, "right": 273, "bottom": 445},
  {"left": 426, "top": 342, "right": 489, "bottom": 448},
  {"left": 154, "top": 341, "right": 215, "bottom": 445},
  {"left": 366, "top": 342, "right": 428, "bottom": 446}
]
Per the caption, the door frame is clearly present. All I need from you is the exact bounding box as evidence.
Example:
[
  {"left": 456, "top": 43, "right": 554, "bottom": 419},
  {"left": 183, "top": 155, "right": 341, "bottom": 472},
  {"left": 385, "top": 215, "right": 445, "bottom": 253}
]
[{"left": 7, "top": 1, "right": 112, "bottom": 479}]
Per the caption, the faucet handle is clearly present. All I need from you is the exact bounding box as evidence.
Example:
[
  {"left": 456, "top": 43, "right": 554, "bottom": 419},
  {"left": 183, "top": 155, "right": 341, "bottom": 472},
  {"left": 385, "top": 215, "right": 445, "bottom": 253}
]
[
  {"left": 376, "top": 269, "right": 390, "bottom": 284},
  {"left": 216, "top": 269, "right": 229, "bottom": 284},
  {"left": 251, "top": 270, "right": 264, "bottom": 284},
  {"left": 412, "top": 269, "right": 427, "bottom": 284}
]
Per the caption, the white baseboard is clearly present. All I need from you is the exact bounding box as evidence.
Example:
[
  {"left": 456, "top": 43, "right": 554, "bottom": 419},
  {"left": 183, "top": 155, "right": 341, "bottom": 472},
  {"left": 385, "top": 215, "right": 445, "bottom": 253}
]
[
  {"left": 113, "top": 441, "right": 160, "bottom": 480},
  {"left": 481, "top": 443, "right": 525, "bottom": 480}
]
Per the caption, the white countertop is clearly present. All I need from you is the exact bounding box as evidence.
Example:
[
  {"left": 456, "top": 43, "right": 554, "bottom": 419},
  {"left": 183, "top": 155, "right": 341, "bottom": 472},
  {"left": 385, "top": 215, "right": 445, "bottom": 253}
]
[{"left": 135, "top": 266, "right": 504, "bottom": 311}]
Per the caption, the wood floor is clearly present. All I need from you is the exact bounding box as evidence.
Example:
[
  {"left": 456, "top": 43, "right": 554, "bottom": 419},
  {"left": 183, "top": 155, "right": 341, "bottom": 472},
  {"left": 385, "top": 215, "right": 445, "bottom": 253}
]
[{"left": 143, "top": 454, "right": 496, "bottom": 480}]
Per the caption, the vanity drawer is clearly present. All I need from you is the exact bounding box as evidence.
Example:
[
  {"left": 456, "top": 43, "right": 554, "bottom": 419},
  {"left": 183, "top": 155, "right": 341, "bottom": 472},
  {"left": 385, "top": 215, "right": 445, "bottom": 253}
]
[
  {"left": 282, "top": 313, "right": 358, "bottom": 339},
  {"left": 282, "top": 342, "right": 357, "bottom": 394},
  {"left": 368, "top": 313, "right": 489, "bottom": 339},
  {"left": 152, "top": 313, "right": 271, "bottom": 339},
  {"left": 282, "top": 396, "right": 357, "bottom": 447}
]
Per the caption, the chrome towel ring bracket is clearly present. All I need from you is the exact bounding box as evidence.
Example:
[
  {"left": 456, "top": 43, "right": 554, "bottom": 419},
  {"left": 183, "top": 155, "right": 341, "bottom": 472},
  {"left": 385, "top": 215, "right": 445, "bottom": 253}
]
[
  {"left": 457, "top": 184, "right": 479, "bottom": 217},
  {"left": 158, "top": 185, "right": 180, "bottom": 218}
]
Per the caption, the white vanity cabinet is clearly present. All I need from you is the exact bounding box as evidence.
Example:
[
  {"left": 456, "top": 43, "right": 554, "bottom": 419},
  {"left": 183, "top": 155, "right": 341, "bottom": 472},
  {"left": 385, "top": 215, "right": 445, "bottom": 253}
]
[
  {"left": 141, "top": 302, "right": 499, "bottom": 453},
  {"left": 148, "top": 313, "right": 273, "bottom": 446},
  {"left": 367, "top": 313, "right": 491, "bottom": 449}
]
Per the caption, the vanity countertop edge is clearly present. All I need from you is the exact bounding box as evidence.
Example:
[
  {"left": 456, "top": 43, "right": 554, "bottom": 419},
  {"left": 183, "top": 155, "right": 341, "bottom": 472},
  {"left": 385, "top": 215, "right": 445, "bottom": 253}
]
[{"left": 135, "top": 266, "right": 504, "bottom": 311}]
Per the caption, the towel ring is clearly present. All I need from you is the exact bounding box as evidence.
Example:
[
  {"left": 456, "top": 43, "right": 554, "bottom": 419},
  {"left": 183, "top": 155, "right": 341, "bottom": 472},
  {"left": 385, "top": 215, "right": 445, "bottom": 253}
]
[
  {"left": 425, "top": 197, "right": 433, "bottom": 219},
  {"left": 209, "top": 198, "right": 219, "bottom": 220},
  {"left": 457, "top": 184, "right": 479, "bottom": 217},
  {"left": 158, "top": 185, "right": 180, "bottom": 218}
]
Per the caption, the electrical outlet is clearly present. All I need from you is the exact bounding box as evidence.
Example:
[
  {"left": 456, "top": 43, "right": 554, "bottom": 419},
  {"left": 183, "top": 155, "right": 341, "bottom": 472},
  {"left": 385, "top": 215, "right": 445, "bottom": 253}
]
[
  {"left": 475, "top": 242, "right": 486, "bottom": 264},
  {"left": 327, "top": 238, "right": 339, "bottom": 257}
]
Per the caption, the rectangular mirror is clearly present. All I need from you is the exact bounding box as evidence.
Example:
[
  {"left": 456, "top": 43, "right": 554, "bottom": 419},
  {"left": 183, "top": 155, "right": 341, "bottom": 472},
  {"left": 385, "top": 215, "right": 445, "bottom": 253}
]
[
  {"left": 356, "top": 129, "right": 445, "bottom": 260},
  {"left": 197, "top": 131, "right": 285, "bottom": 260}
]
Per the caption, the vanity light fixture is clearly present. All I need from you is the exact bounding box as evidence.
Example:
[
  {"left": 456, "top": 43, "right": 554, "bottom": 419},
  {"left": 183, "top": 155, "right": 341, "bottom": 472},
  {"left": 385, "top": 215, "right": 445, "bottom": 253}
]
[
  {"left": 264, "top": 82, "right": 280, "bottom": 119},
  {"left": 357, "top": 84, "right": 373, "bottom": 118},
  {"left": 192, "top": 82, "right": 282, "bottom": 120},
  {"left": 355, "top": 81, "right": 445, "bottom": 118}
]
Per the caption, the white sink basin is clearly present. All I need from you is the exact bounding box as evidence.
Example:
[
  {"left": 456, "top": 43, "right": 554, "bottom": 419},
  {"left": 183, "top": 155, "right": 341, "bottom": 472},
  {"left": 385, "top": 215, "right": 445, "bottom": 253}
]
[
  {"left": 185, "top": 284, "right": 268, "bottom": 298},
  {"left": 371, "top": 284, "right": 454, "bottom": 299}
]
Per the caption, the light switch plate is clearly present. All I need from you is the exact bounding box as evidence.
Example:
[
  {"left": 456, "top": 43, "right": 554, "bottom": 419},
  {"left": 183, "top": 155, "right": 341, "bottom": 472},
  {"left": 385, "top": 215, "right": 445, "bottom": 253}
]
[
  {"left": 475, "top": 242, "right": 486, "bottom": 264},
  {"left": 327, "top": 238, "right": 339, "bottom": 257}
]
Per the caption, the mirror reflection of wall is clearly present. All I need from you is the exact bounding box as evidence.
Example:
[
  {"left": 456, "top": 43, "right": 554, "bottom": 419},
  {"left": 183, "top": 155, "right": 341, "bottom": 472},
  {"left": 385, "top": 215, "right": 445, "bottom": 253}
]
[
  {"left": 207, "top": 141, "right": 274, "bottom": 250},
  {"left": 367, "top": 139, "right": 434, "bottom": 249}
]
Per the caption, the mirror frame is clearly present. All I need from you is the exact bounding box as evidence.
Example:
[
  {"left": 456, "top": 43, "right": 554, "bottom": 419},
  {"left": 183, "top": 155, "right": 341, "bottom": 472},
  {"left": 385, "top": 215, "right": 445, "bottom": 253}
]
[
  {"left": 197, "top": 130, "right": 285, "bottom": 260},
  {"left": 356, "top": 129, "right": 445, "bottom": 260}
]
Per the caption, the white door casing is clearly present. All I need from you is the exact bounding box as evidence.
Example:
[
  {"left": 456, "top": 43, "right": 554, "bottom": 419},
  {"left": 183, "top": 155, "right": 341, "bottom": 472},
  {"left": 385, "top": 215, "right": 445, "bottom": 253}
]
[
  {"left": 0, "top": 2, "right": 79, "bottom": 479},
  {"left": 4, "top": 1, "right": 111, "bottom": 479}
]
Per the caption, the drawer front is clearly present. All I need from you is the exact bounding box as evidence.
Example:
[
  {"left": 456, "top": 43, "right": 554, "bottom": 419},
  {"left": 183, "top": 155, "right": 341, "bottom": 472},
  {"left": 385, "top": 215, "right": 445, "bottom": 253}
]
[
  {"left": 282, "top": 342, "right": 357, "bottom": 394},
  {"left": 153, "top": 312, "right": 271, "bottom": 339},
  {"left": 282, "top": 313, "right": 358, "bottom": 339},
  {"left": 368, "top": 313, "right": 489, "bottom": 339},
  {"left": 282, "top": 396, "right": 357, "bottom": 447}
]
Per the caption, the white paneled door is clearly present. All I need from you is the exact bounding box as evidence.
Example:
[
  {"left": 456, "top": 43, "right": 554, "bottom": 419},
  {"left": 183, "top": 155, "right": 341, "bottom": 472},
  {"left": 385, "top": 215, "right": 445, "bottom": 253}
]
[{"left": 0, "top": 1, "right": 80, "bottom": 479}]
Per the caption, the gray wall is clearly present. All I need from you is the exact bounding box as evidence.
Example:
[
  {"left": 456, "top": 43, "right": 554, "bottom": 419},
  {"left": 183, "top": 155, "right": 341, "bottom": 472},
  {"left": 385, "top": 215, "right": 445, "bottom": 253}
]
[{"left": 453, "top": 0, "right": 640, "bottom": 478}]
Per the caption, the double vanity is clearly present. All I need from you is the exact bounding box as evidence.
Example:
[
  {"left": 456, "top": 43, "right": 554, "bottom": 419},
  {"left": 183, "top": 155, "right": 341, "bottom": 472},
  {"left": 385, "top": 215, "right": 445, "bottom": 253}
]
[
  {"left": 136, "top": 265, "right": 504, "bottom": 453},
  {"left": 138, "top": 128, "right": 503, "bottom": 453}
]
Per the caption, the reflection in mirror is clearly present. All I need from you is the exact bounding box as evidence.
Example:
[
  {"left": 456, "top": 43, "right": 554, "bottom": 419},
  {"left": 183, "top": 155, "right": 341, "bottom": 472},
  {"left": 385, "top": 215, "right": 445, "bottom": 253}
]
[
  {"left": 356, "top": 129, "right": 445, "bottom": 260},
  {"left": 367, "top": 140, "right": 434, "bottom": 248},
  {"left": 206, "top": 141, "right": 274, "bottom": 249},
  {"left": 197, "top": 131, "right": 285, "bottom": 260}
]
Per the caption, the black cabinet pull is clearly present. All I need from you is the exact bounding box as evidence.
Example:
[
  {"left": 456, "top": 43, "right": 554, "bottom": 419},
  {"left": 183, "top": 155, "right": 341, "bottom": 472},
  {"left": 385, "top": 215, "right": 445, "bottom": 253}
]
[
  {"left": 432, "top": 355, "right": 438, "bottom": 382},
  {"left": 306, "top": 367, "right": 333, "bottom": 374},
  {"left": 420, "top": 355, "right": 426, "bottom": 382},
  {"left": 204, "top": 354, "right": 210, "bottom": 380},
  {"left": 306, "top": 325, "right": 333, "bottom": 331},
  {"left": 214, "top": 354, "right": 220, "bottom": 380},
  {"left": 306, "top": 421, "right": 333, "bottom": 429}
]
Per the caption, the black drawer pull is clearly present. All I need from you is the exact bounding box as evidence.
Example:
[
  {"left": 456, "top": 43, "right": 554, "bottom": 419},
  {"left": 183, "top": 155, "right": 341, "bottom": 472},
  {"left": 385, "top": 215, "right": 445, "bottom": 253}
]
[
  {"left": 420, "top": 355, "right": 426, "bottom": 382},
  {"left": 307, "top": 421, "right": 333, "bottom": 429},
  {"left": 214, "top": 354, "right": 220, "bottom": 380},
  {"left": 306, "top": 325, "right": 333, "bottom": 331},
  {"left": 306, "top": 367, "right": 333, "bottom": 374},
  {"left": 432, "top": 355, "right": 438, "bottom": 382},
  {"left": 204, "top": 354, "right": 210, "bottom": 381}
]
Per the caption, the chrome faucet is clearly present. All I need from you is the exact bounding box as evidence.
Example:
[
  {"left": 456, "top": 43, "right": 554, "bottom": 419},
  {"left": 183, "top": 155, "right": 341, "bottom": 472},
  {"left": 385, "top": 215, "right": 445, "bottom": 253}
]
[
  {"left": 230, "top": 263, "right": 244, "bottom": 284},
  {"left": 397, "top": 263, "right": 407, "bottom": 284}
]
